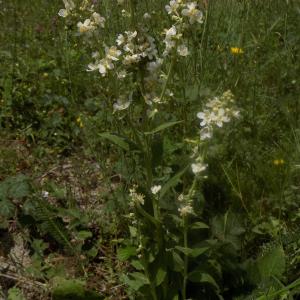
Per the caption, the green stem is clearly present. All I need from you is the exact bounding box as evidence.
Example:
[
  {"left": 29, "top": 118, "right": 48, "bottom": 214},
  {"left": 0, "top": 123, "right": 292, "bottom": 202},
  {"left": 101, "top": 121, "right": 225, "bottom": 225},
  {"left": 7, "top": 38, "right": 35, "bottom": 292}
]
[
  {"left": 159, "top": 57, "right": 175, "bottom": 103},
  {"left": 183, "top": 216, "right": 189, "bottom": 300},
  {"left": 129, "top": 0, "right": 136, "bottom": 29},
  {"left": 138, "top": 225, "right": 158, "bottom": 300}
]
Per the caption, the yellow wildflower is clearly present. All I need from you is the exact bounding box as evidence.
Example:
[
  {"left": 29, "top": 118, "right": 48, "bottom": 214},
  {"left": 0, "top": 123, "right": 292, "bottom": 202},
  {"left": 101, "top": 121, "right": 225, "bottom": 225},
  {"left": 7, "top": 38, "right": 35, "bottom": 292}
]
[
  {"left": 230, "top": 47, "right": 244, "bottom": 55},
  {"left": 76, "top": 116, "right": 84, "bottom": 128},
  {"left": 273, "top": 159, "right": 284, "bottom": 166}
]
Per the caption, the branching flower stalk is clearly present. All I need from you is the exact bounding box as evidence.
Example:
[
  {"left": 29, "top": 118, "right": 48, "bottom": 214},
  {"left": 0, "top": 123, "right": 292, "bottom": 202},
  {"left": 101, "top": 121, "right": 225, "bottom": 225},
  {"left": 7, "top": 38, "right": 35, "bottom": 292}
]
[{"left": 180, "top": 177, "right": 198, "bottom": 300}]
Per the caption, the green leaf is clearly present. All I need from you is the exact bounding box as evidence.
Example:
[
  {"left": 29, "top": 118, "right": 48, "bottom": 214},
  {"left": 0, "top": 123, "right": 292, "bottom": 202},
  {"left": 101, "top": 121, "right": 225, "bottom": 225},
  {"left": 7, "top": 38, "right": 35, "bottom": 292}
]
[
  {"left": 7, "top": 287, "right": 26, "bottom": 300},
  {"left": 52, "top": 277, "right": 103, "bottom": 300},
  {"left": 131, "top": 260, "right": 144, "bottom": 270},
  {"left": 131, "top": 272, "right": 149, "bottom": 285},
  {"left": 0, "top": 181, "right": 9, "bottom": 200},
  {"left": 185, "top": 85, "right": 199, "bottom": 102},
  {"left": 77, "top": 230, "right": 93, "bottom": 240},
  {"left": 117, "top": 246, "right": 137, "bottom": 261},
  {"left": 98, "top": 133, "right": 129, "bottom": 151},
  {"left": 155, "top": 268, "right": 167, "bottom": 286},
  {"left": 160, "top": 165, "right": 189, "bottom": 198},
  {"left": 175, "top": 246, "right": 209, "bottom": 258},
  {"left": 129, "top": 225, "right": 137, "bottom": 237},
  {"left": 144, "top": 120, "right": 183, "bottom": 135},
  {"left": 0, "top": 199, "right": 15, "bottom": 218},
  {"left": 135, "top": 203, "right": 160, "bottom": 226},
  {"left": 260, "top": 278, "right": 300, "bottom": 300},
  {"left": 188, "top": 272, "right": 219, "bottom": 291},
  {"left": 0, "top": 175, "right": 30, "bottom": 200},
  {"left": 87, "top": 247, "right": 98, "bottom": 258},
  {"left": 211, "top": 210, "right": 245, "bottom": 249},
  {"left": 190, "top": 222, "right": 209, "bottom": 230},
  {"left": 257, "top": 246, "right": 286, "bottom": 280},
  {"left": 122, "top": 272, "right": 149, "bottom": 291},
  {"left": 172, "top": 251, "right": 184, "bottom": 272},
  {"left": 8, "top": 175, "right": 30, "bottom": 198},
  {"left": 52, "top": 278, "right": 85, "bottom": 299}
]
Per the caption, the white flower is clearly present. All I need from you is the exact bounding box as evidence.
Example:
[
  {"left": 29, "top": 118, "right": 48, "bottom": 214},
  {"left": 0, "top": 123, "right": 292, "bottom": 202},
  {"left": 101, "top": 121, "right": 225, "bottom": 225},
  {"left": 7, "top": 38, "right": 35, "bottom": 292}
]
[
  {"left": 200, "top": 127, "right": 213, "bottom": 140},
  {"left": 143, "top": 13, "right": 151, "bottom": 19},
  {"left": 116, "top": 34, "right": 125, "bottom": 46},
  {"left": 42, "top": 191, "right": 49, "bottom": 198},
  {"left": 58, "top": 9, "right": 68, "bottom": 17},
  {"left": 123, "top": 54, "right": 141, "bottom": 65},
  {"left": 92, "top": 12, "right": 105, "bottom": 28},
  {"left": 125, "top": 31, "right": 138, "bottom": 41},
  {"left": 191, "top": 162, "right": 207, "bottom": 174},
  {"left": 177, "top": 44, "right": 189, "bottom": 56},
  {"left": 165, "top": 0, "right": 180, "bottom": 15},
  {"left": 146, "top": 59, "right": 163, "bottom": 73},
  {"left": 206, "top": 97, "right": 222, "bottom": 109},
  {"left": 197, "top": 90, "right": 239, "bottom": 140},
  {"left": 129, "top": 186, "right": 145, "bottom": 205},
  {"left": 163, "top": 26, "right": 179, "bottom": 55},
  {"left": 77, "top": 19, "right": 96, "bottom": 33},
  {"left": 178, "top": 194, "right": 184, "bottom": 202},
  {"left": 87, "top": 58, "right": 114, "bottom": 76},
  {"left": 113, "top": 94, "right": 132, "bottom": 112},
  {"left": 165, "top": 26, "right": 177, "bottom": 39},
  {"left": 58, "top": 0, "right": 75, "bottom": 17},
  {"left": 123, "top": 42, "right": 135, "bottom": 54},
  {"left": 117, "top": 70, "right": 127, "bottom": 79},
  {"left": 178, "top": 204, "right": 194, "bottom": 217},
  {"left": 151, "top": 185, "right": 162, "bottom": 195},
  {"left": 99, "top": 58, "right": 114, "bottom": 75},
  {"left": 181, "top": 2, "right": 203, "bottom": 24},
  {"left": 197, "top": 110, "right": 212, "bottom": 126},
  {"left": 214, "top": 108, "right": 230, "bottom": 127},
  {"left": 105, "top": 46, "right": 122, "bottom": 61}
]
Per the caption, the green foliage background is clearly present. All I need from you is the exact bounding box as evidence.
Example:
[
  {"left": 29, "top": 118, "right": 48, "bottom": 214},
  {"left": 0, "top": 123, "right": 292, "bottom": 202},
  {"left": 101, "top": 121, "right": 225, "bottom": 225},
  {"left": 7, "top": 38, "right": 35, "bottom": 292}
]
[{"left": 0, "top": 0, "right": 300, "bottom": 299}]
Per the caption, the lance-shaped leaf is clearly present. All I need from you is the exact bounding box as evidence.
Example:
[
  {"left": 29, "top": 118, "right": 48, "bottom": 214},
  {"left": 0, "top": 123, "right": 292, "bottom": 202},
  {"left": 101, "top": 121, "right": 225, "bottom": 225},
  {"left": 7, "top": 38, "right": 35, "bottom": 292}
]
[
  {"left": 144, "top": 120, "right": 183, "bottom": 135},
  {"left": 160, "top": 165, "right": 189, "bottom": 198}
]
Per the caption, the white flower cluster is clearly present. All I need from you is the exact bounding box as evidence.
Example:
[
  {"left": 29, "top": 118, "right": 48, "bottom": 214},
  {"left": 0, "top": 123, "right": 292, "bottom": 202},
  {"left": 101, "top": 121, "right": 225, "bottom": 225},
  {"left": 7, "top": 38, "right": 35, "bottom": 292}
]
[
  {"left": 151, "top": 185, "right": 162, "bottom": 195},
  {"left": 177, "top": 193, "right": 194, "bottom": 217},
  {"left": 191, "top": 161, "right": 207, "bottom": 175},
  {"left": 129, "top": 186, "right": 145, "bottom": 206},
  {"left": 58, "top": 0, "right": 75, "bottom": 18},
  {"left": 113, "top": 92, "right": 132, "bottom": 113},
  {"left": 116, "top": 31, "right": 158, "bottom": 66},
  {"left": 58, "top": 0, "right": 105, "bottom": 34},
  {"left": 87, "top": 29, "right": 164, "bottom": 108},
  {"left": 87, "top": 46, "right": 121, "bottom": 76},
  {"left": 87, "top": 31, "right": 159, "bottom": 79},
  {"left": 190, "top": 146, "right": 207, "bottom": 176},
  {"left": 77, "top": 12, "right": 105, "bottom": 34},
  {"left": 163, "top": 1, "right": 204, "bottom": 56},
  {"left": 166, "top": 0, "right": 203, "bottom": 24},
  {"left": 58, "top": 0, "right": 205, "bottom": 112},
  {"left": 197, "top": 90, "right": 240, "bottom": 140}
]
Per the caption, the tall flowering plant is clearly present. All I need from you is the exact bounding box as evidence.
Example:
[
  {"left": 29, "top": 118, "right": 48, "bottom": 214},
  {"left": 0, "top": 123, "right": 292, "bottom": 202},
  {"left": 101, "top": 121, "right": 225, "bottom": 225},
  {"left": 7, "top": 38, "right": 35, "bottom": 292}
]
[{"left": 58, "top": 0, "right": 240, "bottom": 298}]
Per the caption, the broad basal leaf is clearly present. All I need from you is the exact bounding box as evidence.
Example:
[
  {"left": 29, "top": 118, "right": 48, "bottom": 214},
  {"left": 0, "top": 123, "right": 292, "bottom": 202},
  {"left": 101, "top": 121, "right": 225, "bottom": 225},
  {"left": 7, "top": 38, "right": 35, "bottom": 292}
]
[
  {"left": 257, "top": 245, "right": 286, "bottom": 280},
  {"left": 0, "top": 199, "right": 15, "bottom": 218},
  {"left": 98, "top": 133, "right": 129, "bottom": 151},
  {"left": 117, "top": 246, "right": 137, "bottom": 261}
]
